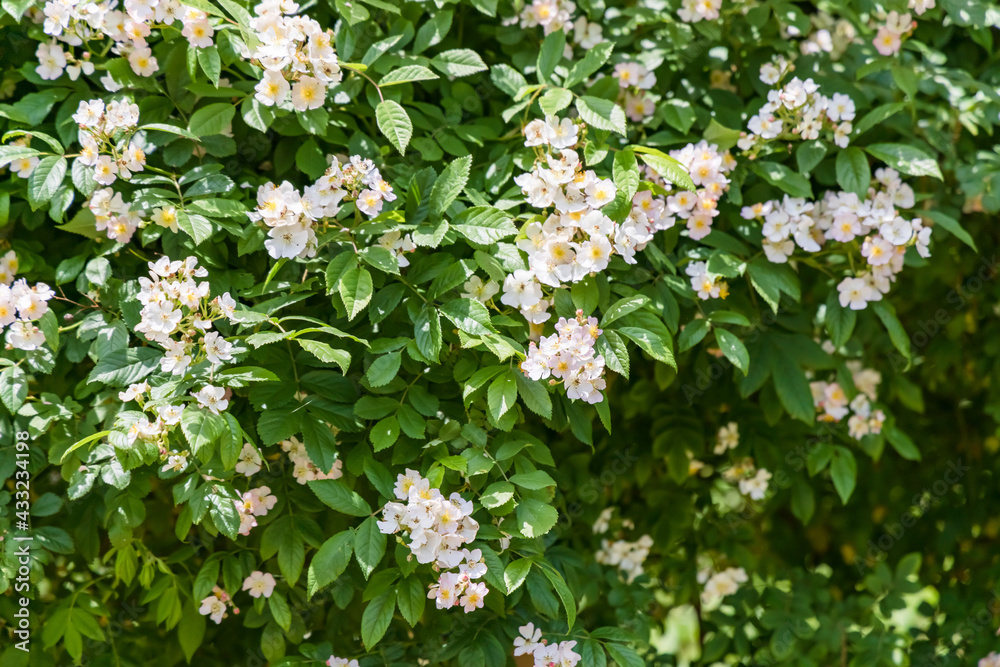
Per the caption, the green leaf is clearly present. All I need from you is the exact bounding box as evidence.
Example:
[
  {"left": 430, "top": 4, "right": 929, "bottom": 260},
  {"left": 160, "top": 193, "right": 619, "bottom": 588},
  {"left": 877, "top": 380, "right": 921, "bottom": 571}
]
[
  {"left": 865, "top": 143, "right": 942, "bottom": 180},
  {"left": 714, "top": 328, "right": 749, "bottom": 375},
  {"left": 487, "top": 371, "right": 518, "bottom": 421},
  {"left": 575, "top": 96, "right": 627, "bottom": 135},
  {"left": 181, "top": 409, "right": 224, "bottom": 461},
  {"left": 308, "top": 479, "right": 372, "bottom": 516},
  {"left": 504, "top": 559, "right": 533, "bottom": 594},
  {"left": 602, "top": 294, "right": 650, "bottom": 327},
  {"left": 509, "top": 470, "right": 556, "bottom": 490},
  {"left": 793, "top": 140, "right": 826, "bottom": 174},
  {"left": 514, "top": 372, "right": 552, "bottom": 419},
  {"left": 176, "top": 212, "right": 213, "bottom": 245},
  {"left": 618, "top": 327, "right": 676, "bottom": 368},
  {"left": 197, "top": 46, "right": 221, "bottom": 84},
  {"left": 824, "top": 289, "right": 856, "bottom": 348},
  {"left": 354, "top": 516, "right": 386, "bottom": 579},
  {"left": 431, "top": 49, "right": 488, "bottom": 77},
  {"left": 633, "top": 146, "right": 696, "bottom": 191},
  {"left": 771, "top": 353, "right": 814, "bottom": 424},
  {"left": 536, "top": 29, "right": 566, "bottom": 84},
  {"left": 539, "top": 87, "right": 573, "bottom": 115},
  {"left": 853, "top": 102, "right": 907, "bottom": 135},
  {"left": 0, "top": 365, "right": 27, "bottom": 414},
  {"left": 414, "top": 303, "right": 442, "bottom": 363},
  {"left": 885, "top": 425, "right": 921, "bottom": 461},
  {"left": 516, "top": 498, "right": 558, "bottom": 538},
  {"left": 301, "top": 418, "right": 338, "bottom": 472},
  {"left": 747, "top": 258, "right": 801, "bottom": 313},
  {"left": 537, "top": 562, "right": 577, "bottom": 629},
  {"left": 441, "top": 298, "right": 495, "bottom": 336},
  {"left": 830, "top": 446, "right": 857, "bottom": 503},
  {"left": 87, "top": 348, "right": 161, "bottom": 386},
  {"left": 298, "top": 339, "right": 351, "bottom": 374},
  {"left": 429, "top": 154, "right": 471, "bottom": 217},
  {"left": 872, "top": 301, "right": 912, "bottom": 368},
  {"left": 835, "top": 147, "right": 870, "bottom": 197},
  {"left": 605, "top": 644, "right": 644, "bottom": 667},
  {"left": 178, "top": 603, "right": 206, "bottom": 663},
  {"left": 751, "top": 161, "right": 813, "bottom": 199},
  {"left": 268, "top": 591, "right": 291, "bottom": 631},
  {"left": 339, "top": 266, "right": 374, "bottom": 321},
  {"left": 380, "top": 65, "right": 439, "bottom": 86},
  {"left": 370, "top": 415, "right": 399, "bottom": 451},
  {"left": 451, "top": 206, "right": 517, "bottom": 244},
  {"left": 564, "top": 41, "right": 614, "bottom": 88},
  {"left": 367, "top": 351, "right": 401, "bottom": 387},
  {"left": 28, "top": 156, "right": 67, "bottom": 207},
  {"left": 375, "top": 100, "right": 413, "bottom": 155},
  {"left": 481, "top": 480, "right": 516, "bottom": 509},
  {"left": 308, "top": 530, "right": 354, "bottom": 596},
  {"left": 361, "top": 589, "right": 396, "bottom": 650},
  {"left": 922, "top": 210, "right": 977, "bottom": 252},
  {"left": 396, "top": 577, "right": 425, "bottom": 626},
  {"left": 189, "top": 103, "right": 236, "bottom": 136}
]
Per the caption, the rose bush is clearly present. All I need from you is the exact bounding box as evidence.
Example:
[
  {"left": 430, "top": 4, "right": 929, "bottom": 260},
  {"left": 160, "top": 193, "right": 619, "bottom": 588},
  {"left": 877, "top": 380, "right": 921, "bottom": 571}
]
[{"left": 1, "top": 0, "right": 999, "bottom": 664}]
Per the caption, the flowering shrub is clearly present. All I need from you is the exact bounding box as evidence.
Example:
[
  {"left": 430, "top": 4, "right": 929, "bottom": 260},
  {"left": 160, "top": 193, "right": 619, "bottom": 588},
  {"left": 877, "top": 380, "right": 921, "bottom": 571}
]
[{"left": 1, "top": 0, "right": 999, "bottom": 665}]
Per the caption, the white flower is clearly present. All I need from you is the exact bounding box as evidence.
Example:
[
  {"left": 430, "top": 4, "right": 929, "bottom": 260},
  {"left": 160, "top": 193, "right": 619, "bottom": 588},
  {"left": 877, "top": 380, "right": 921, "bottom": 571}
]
[
  {"left": 199, "top": 594, "right": 227, "bottom": 624},
  {"left": 290, "top": 76, "right": 326, "bottom": 111},
  {"left": 461, "top": 276, "right": 499, "bottom": 303},
  {"left": 128, "top": 47, "right": 158, "bottom": 77},
  {"left": 242, "top": 571, "right": 276, "bottom": 598},
  {"left": 544, "top": 115, "right": 578, "bottom": 149},
  {"left": 715, "top": 422, "right": 739, "bottom": 454},
  {"left": 235, "top": 443, "right": 263, "bottom": 477},
  {"left": 73, "top": 100, "right": 105, "bottom": 127},
  {"left": 193, "top": 385, "right": 228, "bottom": 414},
  {"left": 35, "top": 43, "right": 66, "bottom": 80},
  {"left": 501, "top": 270, "right": 543, "bottom": 309},
  {"left": 255, "top": 70, "right": 290, "bottom": 106},
  {"left": 182, "top": 19, "right": 215, "bottom": 48}
]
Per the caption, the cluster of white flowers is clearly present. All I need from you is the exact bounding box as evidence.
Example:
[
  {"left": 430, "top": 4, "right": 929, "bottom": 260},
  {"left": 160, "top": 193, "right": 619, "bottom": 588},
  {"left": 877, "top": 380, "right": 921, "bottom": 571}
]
[
  {"left": 513, "top": 623, "right": 582, "bottom": 667},
  {"left": 246, "top": 0, "right": 341, "bottom": 111},
  {"left": 505, "top": 116, "right": 688, "bottom": 329},
  {"left": 655, "top": 141, "right": 736, "bottom": 242},
  {"left": 71, "top": 99, "right": 144, "bottom": 188},
  {"left": 520, "top": 311, "right": 607, "bottom": 404},
  {"left": 280, "top": 436, "right": 343, "bottom": 484},
  {"left": 37, "top": 0, "right": 213, "bottom": 82},
  {"left": 722, "top": 458, "right": 771, "bottom": 500},
  {"left": 793, "top": 12, "right": 857, "bottom": 58},
  {"left": 242, "top": 570, "right": 276, "bottom": 598},
  {"left": 874, "top": 12, "right": 915, "bottom": 56},
  {"left": 515, "top": 0, "right": 575, "bottom": 35},
  {"left": 715, "top": 421, "right": 739, "bottom": 454},
  {"left": 908, "top": 0, "right": 936, "bottom": 16},
  {"left": 376, "top": 469, "right": 487, "bottom": 613},
  {"left": 677, "top": 0, "right": 722, "bottom": 23},
  {"left": 811, "top": 362, "right": 885, "bottom": 440},
  {"left": 742, "top": 168, "right": 925, "bottom": 310},
  {"left": 740, "top": 64, "right": 854, "bottom": 151},
  {"left": 512, "top": 0, "right": 603, "bottom": 55},
  {"left": 595, "top": 534, "right": 653, "bottom": 583},
  {"left": 199, "top": 586, "right": 236, "bottom": 624},
  {"left": 134, "top": 257, "right": 241, "bottom": 378},
  {"left": 0, "top": 254, "right": 56, "bottom": 352},
  {"left": 613, "top": 62, "right": 657, "bottom": 122},
  {"left": 235, "top": 486, "right": 277, "bottom": 536},
  {"left": 698, "top": 566, "right": 748, "bottom": 606},
  {"left": 117, "top": 381, "right": 186, "bottom": 451},
  {"left": 87, "top": 188, "right": 138, "bottom": 243},
  {"left": 685, "top": 262, "right": 729, "bottom": 302},
  {"left": 248, "top": 155, "right": 395, "bottom": 260}
]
